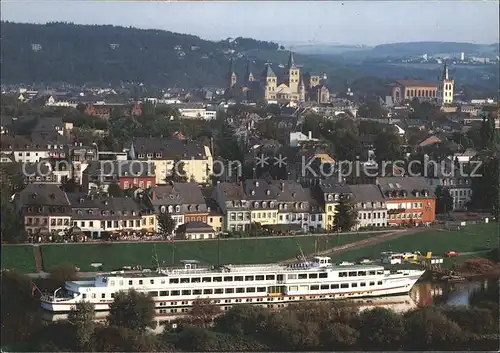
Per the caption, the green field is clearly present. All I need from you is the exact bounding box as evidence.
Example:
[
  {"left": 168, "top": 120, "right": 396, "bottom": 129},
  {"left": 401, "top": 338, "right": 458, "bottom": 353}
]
[
  {"left": 333, "top": 223, "right": 498, "bottom": 263},
  {"left": 38, "top": 233, "right": 375, "bottom": 272},
  {"left": 1, "top": 245, "right": 37, "bottom": 273}
]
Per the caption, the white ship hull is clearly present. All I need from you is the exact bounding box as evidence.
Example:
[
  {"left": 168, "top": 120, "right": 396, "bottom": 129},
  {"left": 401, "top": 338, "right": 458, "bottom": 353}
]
[{"left": 41, "top": 273, "right": 423, "bottom": 313}]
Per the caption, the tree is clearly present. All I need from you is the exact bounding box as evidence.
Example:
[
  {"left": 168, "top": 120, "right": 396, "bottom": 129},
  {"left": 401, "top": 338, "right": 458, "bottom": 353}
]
[
  {"left": 157, "top": 213, "right": 176, "bottom": 239},
  {"left": 374, "top": 130, "right": 402, "bottom": 164},
  {"left": 319, "top": 322, "right": 359, "bottom": 350},
  {"left": 68, "top": 301, "right": 96, "bottom": 351},
  {"left": 435, "top": 186, "right": 453, "bottom": 214},
  {"left": 46, "top": 263, "right": 78, "bottom": 292},
  {"left": 470, "top": 155, "right": 499, "bottom": 218},
  {"left": 214, "top": 304, "right": 270, "bottom": 337},
  {"left": 0, "top": 186, "right": 23, "bottom": 243},
  {"left": 61, "top": 178, "right": 79, "bottom": 193},
  {"left": 479, "top": 116, "right": 497, "bottom": 151},
  {"left": 108, "top": 289, "right": 155, "bottom": 333},
  {"left": 107, "top": 182, "right": 124, "bottom": 197},
  {"left": 332, "top": 195, "right": 358, "bottom": 232},
  {"left": 403, "top": 307, "right": 464, "bottom": 350},
  {"left": 357, "top": 307, "right": 405, "bottom": 349},
  {"left": 165, "top": 157, "right": 188, "bottom": 183},
  {"left": 357, "top": 100, "right": 386, "bottom": 119}
]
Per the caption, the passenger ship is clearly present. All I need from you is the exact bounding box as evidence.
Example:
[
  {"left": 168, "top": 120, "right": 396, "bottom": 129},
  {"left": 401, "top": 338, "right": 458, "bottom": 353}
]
[{"left": 41, "top": 256, "right": 425, "bottom": 312}]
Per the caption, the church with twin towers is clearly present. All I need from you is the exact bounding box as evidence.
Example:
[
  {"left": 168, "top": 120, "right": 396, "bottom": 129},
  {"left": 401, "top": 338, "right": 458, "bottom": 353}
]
[{"left": 224, "top": 51, "right": 330, "bottom": 104}]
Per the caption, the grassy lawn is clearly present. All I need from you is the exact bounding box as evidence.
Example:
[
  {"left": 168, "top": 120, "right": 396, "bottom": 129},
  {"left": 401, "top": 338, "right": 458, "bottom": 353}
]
[
  {"left": 39, "top": 233, "right": 376, "bottom": 272},
  {"left": 1, "top": 245, "right": 36, "bottom": 273},
  {"left": 333, "top": 223, "right": 498, "bottom": 263}
]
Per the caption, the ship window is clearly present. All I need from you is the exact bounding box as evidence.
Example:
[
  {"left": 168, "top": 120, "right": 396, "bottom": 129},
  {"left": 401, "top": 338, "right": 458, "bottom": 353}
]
[
  {"left": 150, "top": 280, "right": 154, "bottom": 284},
  {"left": 129, "top": 280, "right": 133, "bottom": 285},
  {"left": 92, "top": 293, "right": 96, "bottom": 298},
  {"left": 246, "top": 287, "right": 256, "bottom": 293},
  {"left": 339, "top": 272, "right": 347, "bottom": 277},
  {"left": 160, "top": 291, "right": 169, "bottom": 296},
  {"left": 182, "top": 290, "right": 191, "bottom": 295},
  {"left": 139, "top": 280, "right": 143, "bottom": 285},
  {"left": 298, "top": 274, "right": 307, "bottom": 279},
  {"left": 119, "top": 280, "right": 124, "bottom": 285},
  {"left": 348, "top": 272, "right": 357, "bottom": 277},
  {"left": 360, "top": 282, "right": 366, "bottom": 287},
  {"left": 319, "top": 273, "right": 328, "bottom": 278},
  {"left": 171, "top": 290, "right": 180, "bottom": 296},
  {"left": 351, "top": 283, "right": 358, "bottom": 288},
  {"left": 225, "top": 288, "right": 234, "bottom": 294},
  {"left": 234, "top": 276, "right": 243, "bottom": 281},
  {"left": 266, "top": 275, "right": 275, "bottom": 280},
  {"left": 160, "top": 280, "right": 165, "bottom": 284},
  {"left": 149, "top": 291, "right": 158, "bottom": 297},
  {"left": 110, "top": 281, "right": 115, "bottom": 286},
  {"left": 309, "top": 273, "right": 318, "bottom": 279},
  {"left": 288, "top": 274, "right": 297, "bottom": 280},
  {"left": 82, "top": 294, "right": 86, "bottom": 299},
  {"left": 245, "top": 275, "right": 254, "bottom": 281},
  {"left": 236, "top": 288, "right": 245, "bottom": 293},
  {"left": 203, "top": 289, "right": 212, "bottom": 294},
  {"left": 101, "top": 293, "right": 105, "bottom": 298},
  {"left": 181, "top": 278, "right": 190, "bottom": 283},
  {"left": 169, "top": 278, "right": 179, "bottom": 284},
  {"left": 358, "top": 271, "right": 367, "bottom": 276},
  {"left": 331, "top": 284, "right": 339, "bottom": 289},
  {"left": 257, "top": 287, "right": 266, "bottom": 292},
  {"left": 340, "top": 283, "right": 349, "bottom": 289},
  {"left": 223, "top": 276, "right": 232, "bottom": 282},
  {"left": 377, "top": 270, "right": 384, "bottom": 275},
  {"left": 191, "top": 277, "right": 201, "bottom": 283},
  {"left": 320, "top": 284, "right": 329, "bottom": 290},
  {"left": 377, "top": 281, "right": 383, "bottom": 285},
  {"left": 111, "top": 293, "right": 115, "bottom": 298},
  {"left": 311, "top": 285, "right": 319, "bottom": 290},
  {"left": 255, "top": 275, "right": 264, "bottom": 281},
  {"left": 202, "top": 277, "right": 212, "bottom": 282},
  {"left": 214, "top": 288, "right": 223, "bottom": 294},
  {"left": 213, "top": 276, "right": 222, "bottom": 282},
  {"left": 369, "top": 271, "right": 376, "bottom": 275},
  {"left": 369, "top": 282, "right": 375, "bottom": 286},
  {"left": 193, "top": 289, "right": 202, "bottom": 295}
]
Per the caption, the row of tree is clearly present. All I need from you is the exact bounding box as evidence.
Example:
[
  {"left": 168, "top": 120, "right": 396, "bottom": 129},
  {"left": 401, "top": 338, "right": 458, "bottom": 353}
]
[{"left": 2, "top": 268, "right": 498, "bottom": 352}]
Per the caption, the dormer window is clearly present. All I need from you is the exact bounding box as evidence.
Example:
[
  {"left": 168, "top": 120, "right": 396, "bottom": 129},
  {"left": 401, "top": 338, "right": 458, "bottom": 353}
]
[
  {"left": 168, "top": 205, "right": 173, "bottom": 213},
  {"left": 196, "top": 205, "right": 200, "bottom": 211},
  {"left": 262, "top": 202, "right": 267, "bottom": 208},
  {"left": 138, "top": 154, "right": 145, "bottom": 159},
  {"left": 265, "top": 190, "right": 270, "bottom": 196},
  {"left": 327, "top": 194, "right": 333, "bottom": 201},
  {"left": 156, "top": 153, "right": 162, "bottom": 158},
  {"left": 146, "top": 153, "right": 153, "bottom": 158},
  {"left": 132, "top": 211, "right": 137, "bottom": 216},
  {"left": 251, "top": 190, "right": 255, "bottom": 195},
  {"left": 175, "top": 205, "right": 180, "bottom": 212},
  {"left": 254, "top": 201, "right": 259, "bottom": 208},
  {"left": 160, "top": 206, "right": 166, "bottom": 213},
  {"left": 270, "top": 201, "right": 275, "bottom": 208}
]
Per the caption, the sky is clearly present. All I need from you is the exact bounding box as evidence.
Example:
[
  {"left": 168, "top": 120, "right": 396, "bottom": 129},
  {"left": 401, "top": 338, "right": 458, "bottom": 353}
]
[{"left": 1, "top": 1, "right": 499, "bottom": 46}]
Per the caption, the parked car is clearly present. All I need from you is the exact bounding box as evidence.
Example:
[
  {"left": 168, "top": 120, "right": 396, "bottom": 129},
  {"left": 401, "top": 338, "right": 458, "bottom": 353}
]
[{"left": 444, "top": 250, "right": 459, "bottom": 257}]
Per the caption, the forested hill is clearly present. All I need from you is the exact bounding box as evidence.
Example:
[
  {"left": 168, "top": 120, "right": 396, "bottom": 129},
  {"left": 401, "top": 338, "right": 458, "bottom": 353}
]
[{"left": 0, "top": 22, "right": 284, "bottom": 87}]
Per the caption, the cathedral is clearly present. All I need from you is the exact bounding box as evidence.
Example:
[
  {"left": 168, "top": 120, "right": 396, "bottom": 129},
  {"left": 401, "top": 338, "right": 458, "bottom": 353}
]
[{"left": 224, "top": 52, "right": 330, "bottom": 104}]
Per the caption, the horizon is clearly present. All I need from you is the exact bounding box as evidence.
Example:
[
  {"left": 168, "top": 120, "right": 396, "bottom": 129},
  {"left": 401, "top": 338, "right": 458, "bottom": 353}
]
[{"left": 1, "top": 1, "right": 498, "bottom": 46}]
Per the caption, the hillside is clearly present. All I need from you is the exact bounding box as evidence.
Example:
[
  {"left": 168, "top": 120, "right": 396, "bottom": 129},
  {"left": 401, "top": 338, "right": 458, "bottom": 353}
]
[{"left": 0, "top": 22, "right": 352, "bottom": 90}]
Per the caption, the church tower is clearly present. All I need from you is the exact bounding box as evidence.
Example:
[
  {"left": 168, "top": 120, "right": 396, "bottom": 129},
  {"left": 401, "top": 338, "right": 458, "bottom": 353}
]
[
  {"left": 261, "top": 63, "right": 277, "bottom": 101},
  {"left": 438, "top": 61, "right": 454, "bottom": 104},
  {"left": 228, "top": 58, "right": 237, "bottom": 88},
  {"left": 245, "top": 59, "right": 255, "bottom": 83},
  {"left": 298, "top": 77, "right": 306, "bottom": 102},
  {"left": 284, "top": 51, "right": 300, "bottom": 93}
]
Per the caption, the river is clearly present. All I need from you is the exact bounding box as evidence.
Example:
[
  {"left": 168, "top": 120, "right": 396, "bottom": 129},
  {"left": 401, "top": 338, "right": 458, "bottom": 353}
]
[{"left": 42, "top": 279, "right": 494, "bottom": 334}]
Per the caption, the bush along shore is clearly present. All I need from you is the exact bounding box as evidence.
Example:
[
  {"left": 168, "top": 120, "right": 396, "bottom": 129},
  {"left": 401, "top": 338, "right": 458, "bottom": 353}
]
[{"left": 2, "top": 268, "right": 499, "bottom": 352}]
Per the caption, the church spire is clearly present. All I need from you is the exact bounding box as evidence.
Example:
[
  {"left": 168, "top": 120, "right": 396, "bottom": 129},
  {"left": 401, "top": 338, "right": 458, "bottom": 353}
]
[
  {"left": 228, "top": 57, "right": 237, "bottom": 88},
  {"left": 287, "top": 51, "right": 297, "bottom": 69},
  {"left": 246, "top": 59, "right": 254, "bottom": 82},
  {"left": 442, "top": 60, "right": 449, "bottom": 80}
]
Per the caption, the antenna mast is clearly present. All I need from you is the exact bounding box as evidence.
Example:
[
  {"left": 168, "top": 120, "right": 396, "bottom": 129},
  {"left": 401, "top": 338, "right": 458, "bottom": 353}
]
[{"left": 296, "top": 243, "right": 307, "bottom": 262}]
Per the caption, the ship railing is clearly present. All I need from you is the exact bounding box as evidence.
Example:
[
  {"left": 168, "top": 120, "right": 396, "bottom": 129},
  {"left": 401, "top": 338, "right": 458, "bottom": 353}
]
[{"left": 40, "top": 294, "right": 71, "bottom": 302}]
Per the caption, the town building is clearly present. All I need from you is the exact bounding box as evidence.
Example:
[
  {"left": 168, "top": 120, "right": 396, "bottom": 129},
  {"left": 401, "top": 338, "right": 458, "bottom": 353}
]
[
  {"left": 127, "top": 138, "right": 213, "bottom": 185},
  {"left": 68, "top": 193, "right": 145, "bottom": 239},
  {"left": 377, "top": 177, "right": 436, "bottom": 226},
  {"left": 176, "top": 221, "right": 215, "bottom": 240},
  {"left": 17, "top": 183, "right": 72, "bottom": 236},
  {"left": 243, "top": 179, "right": 279, "bottom": 226},
  {"left": 212, "top": 182, "right": 251, "bottom": 232},
  {"left": 348, "top": 184, "right": 388, "bottom": 229},
  {"left": 82, "top": 160, "right": 156, "bottom": 193},
  {"left": 318, "top": 180, "right": 351, "bottom": 231},
  {"left": 271, "top": 180, "right": 310, "bottom": 232}
]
